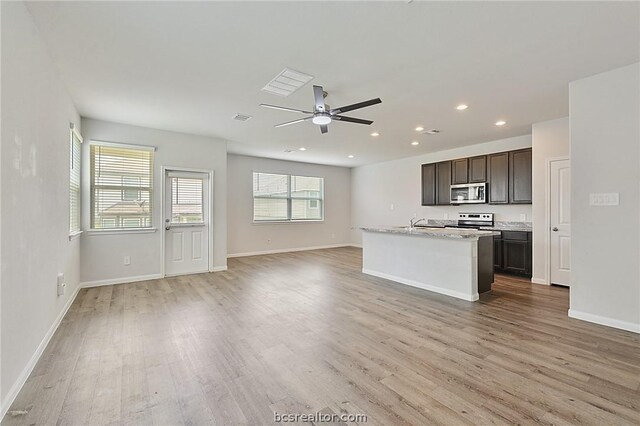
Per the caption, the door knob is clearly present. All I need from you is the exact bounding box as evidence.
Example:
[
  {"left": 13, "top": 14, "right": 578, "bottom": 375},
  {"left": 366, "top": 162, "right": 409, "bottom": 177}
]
[
  {"left": 165, "top": 218, "right": 171, "bottom": 230},
  {"left": 552, "top": 227, "right": 559, "bottom": 232}
]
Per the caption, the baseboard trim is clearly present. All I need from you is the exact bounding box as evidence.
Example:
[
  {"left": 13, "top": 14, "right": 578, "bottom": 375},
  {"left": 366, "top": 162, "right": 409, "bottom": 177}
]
[
  {"left": 568, "top": 309, "right": 640, "bottom": 334},
  {"left": 227, "top": 244, "right": 354, "bottom": 258},
  {"left": 350, "top": 244, "right": 363, "bottom": 249},
  {"left": 80, "top": 273, "right": 163, "bottom": 288},
  {"left": 362, "top": 268, "right": 479, "bottom": 302},
  {"left": 211, "top": 266, "right": 228, "bottom": 272},
  {"left": 531, "top": 277, "right": 549, "bottom": 285},
  {"left": 0, "top": 284, "right": 82, "bottom": 419}
]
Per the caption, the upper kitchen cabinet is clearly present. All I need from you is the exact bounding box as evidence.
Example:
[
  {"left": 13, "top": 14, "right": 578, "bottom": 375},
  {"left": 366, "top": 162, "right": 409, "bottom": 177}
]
[
  {"left": 509, "top": 148, "right": 533, "bottom": 204},
  {"left": 488, "top": 152, "right": 509, "bottom": 204},
  {"left": 436, "top": 161, "right": 452, "bottom": 205},
  {"left": 468, "top": 155, "right": 487, "bottom": 183},
  {"left": 451, "top": 158, "right": 469, "bottom": 184},
  {"left": 421, "top": 163, "right": 436, "bottom": 206}
]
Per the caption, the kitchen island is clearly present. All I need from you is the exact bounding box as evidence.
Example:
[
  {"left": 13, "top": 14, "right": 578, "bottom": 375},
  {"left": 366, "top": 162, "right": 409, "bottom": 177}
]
[{"left": 361, "top": 226, "right": 497, "bottom": 301}]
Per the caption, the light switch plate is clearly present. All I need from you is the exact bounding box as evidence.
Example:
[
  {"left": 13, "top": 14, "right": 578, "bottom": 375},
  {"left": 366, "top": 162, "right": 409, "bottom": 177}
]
[
  {"left": 57, "top": 273, "right": 66, "bottom": 296},
  {"left": 589, "top": 193, "right": 620, "bottom": 206}
]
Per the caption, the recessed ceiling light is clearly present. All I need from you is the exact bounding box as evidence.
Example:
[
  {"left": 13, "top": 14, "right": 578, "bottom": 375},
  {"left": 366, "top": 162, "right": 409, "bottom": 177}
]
[
  {"left": 299, "top": 147, "right": 306, "bottom": 151},
  {"left": 347, "top": 155, "right": 354, "bottom": 159},
  {"left": 456, "top": 104, "right": 468, "bottom": 111},
  {"left": 411, "top": 141, "right": 419, "bottom": 146},
  {"left": 370, "top": 132, "right": 380, "bottom": 137},
  {"left": 495, "top": 120, "right": 506, "bottom": 126},
  {"left": 415, "top": 126, "right": 424, "bottom": 132}
]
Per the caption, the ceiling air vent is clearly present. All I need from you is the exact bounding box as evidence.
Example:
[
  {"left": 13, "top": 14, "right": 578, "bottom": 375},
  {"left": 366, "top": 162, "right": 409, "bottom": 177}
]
[
  {"left": 262, "top": 68, "right": 314, "bottom": 97},
  {"left": 232, "top": 113, "right": 253, "bottom": 122},
  {"left": 422, "top": 129, "right": 441, "bottom": 135}
]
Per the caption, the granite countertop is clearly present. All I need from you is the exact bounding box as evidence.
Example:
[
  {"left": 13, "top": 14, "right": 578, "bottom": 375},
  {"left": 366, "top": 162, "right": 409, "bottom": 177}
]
[
  {"left": 361, "top": 226, "right": 499, "bottom": 239},
  {"left": 425, "top": 219, "right": 533, "bottom": 233}
]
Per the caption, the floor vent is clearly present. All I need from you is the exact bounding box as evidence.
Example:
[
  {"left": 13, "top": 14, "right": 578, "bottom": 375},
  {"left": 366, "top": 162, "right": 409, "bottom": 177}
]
[{"left": 262, "top": 68, "right": 314, "bottom": 97}]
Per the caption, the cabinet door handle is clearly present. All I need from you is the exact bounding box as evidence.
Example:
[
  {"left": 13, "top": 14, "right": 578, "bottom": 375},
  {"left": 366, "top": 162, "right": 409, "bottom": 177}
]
[{"left": 552, "top": 227, "right": 559, "bottom": 232}]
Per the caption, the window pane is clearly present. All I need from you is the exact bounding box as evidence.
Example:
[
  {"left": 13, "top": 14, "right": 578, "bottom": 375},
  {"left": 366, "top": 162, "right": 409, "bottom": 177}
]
[
  {"left": 291, "top": 175, "right": 323, "bottom": 199},
  {"left": 171, "top": 177, "right": 204, "bottom": 223},
  {"left": 253, "top": 198, "right": 288, "bottom": 221},
  {"left": 291, "top": 199, "right": 323, "bottom": 220},
  {"left": 69, "top": 129, "right": 82, "bottom": 233},
  {"left": 91, "top": 144, "right": 153, "bottom": 229},
  {"left": 253, "top": 172, "right": 288, "bottom": 197}
]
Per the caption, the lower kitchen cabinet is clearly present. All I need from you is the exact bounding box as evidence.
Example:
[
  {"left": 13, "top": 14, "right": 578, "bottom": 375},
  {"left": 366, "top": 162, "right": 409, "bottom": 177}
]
[{"left": 494, "top": 231, "right": 532, "bottom": 277}]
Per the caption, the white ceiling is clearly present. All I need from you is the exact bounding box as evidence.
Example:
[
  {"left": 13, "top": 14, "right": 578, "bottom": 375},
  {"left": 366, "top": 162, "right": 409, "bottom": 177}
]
[{"left": 26, "top": 1, "right": 640, "bottom": 167}]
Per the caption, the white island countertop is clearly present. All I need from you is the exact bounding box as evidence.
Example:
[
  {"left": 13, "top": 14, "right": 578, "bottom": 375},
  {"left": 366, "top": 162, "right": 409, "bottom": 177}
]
[{"left": 361, "top": 226, "right": 499, "bottom": 239}]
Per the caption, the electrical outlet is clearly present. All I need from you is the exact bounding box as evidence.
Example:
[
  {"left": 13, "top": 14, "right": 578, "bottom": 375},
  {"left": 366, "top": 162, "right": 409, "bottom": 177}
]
[
  {"left": 267, "top": 238, "right": 271, "bottom": 244},
  {"left": 390, "top": 203, "right": 395, "bottom": 211},
  {"left": 124, "top": 256, "right": 131, "bottom": 266},
  {"left": 57, "top": 273, "right": 66, "bottom": 296},
  {"left": 520, "top": 213, "right": 527, "bottom": 221},
  {"left": 443, "top": 213, "right": 449, "bottom": 220},
  {"left": 331, "top": 233, "right": 335, "bottom": 239}
]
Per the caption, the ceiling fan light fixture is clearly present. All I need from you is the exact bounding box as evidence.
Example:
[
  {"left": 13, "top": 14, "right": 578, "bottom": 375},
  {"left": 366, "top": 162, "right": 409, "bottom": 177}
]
[{"left": 312, "top": 114, "right": 332, "bottom": 125}]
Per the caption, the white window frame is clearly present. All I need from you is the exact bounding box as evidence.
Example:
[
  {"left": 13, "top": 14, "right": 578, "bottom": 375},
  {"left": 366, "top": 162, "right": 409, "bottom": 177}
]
[
  {"left": 252, "top": 172, "right": 324, "bottom": 223},
  {"left": 69, "top": 123, "right": 83, "bottom": 240},
  {"left": 88, "top": 141, "right": 156, "bottom": 234}
]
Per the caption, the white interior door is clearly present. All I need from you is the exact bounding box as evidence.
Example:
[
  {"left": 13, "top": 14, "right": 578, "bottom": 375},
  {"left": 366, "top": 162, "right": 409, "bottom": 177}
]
[
  {"left": 550, "top": 159, "right": 571, "bottom": 286},
  {"left": 164, "top": 170, "right": 209, "bottom": 276}
]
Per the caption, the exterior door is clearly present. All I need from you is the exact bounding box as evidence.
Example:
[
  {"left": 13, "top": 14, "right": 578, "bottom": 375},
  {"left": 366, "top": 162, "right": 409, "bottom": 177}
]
[
  {"left": 550, "top": 159, "right": 571, "bottom": 286},
  {"left": 164, "top": 170, "right": 209, "bottom": 276}
]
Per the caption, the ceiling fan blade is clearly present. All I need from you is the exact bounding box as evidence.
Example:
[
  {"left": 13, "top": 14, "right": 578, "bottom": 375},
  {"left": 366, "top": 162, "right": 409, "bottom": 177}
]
[
  {"left": 313, "top": 85, "right": 326, "bottom": 112},
  {"left": 320, "top": 125, "right": 328, "bottom": 134},
  {"left": 260, "top": 104, "right": 312, "bottom": 114},
  {"left": 274, "top": 117, "right": 312, "bottom": 128},
  {"left": 330, "top": 98, "right": 381, "bottom": 115},
  {"left": 333, "top": 115, "right": 373, "bottom": 125}
]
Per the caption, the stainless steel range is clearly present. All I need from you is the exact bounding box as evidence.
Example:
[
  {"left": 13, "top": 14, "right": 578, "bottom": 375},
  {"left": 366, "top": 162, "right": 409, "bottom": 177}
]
[{"left": 446, "top": 213, "right": 494, "bottom": 229}]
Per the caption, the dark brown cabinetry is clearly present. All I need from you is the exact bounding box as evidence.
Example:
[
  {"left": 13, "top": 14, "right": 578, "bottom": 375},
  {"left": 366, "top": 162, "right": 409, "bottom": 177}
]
[
  {"left": 435, "top": 161, "right": 452, "bottom": 205},
  {"left": 509, "top": 149, "right": 533, "bottom": 204},
  {"left": 451, "top": 158, "right": 469, "bottom": 185},
  {"left": 487, "top": 152, "right": 509, "bottom": 204},
  {"left": 493, "top": 234, "right": 503, "bottom": 270},
  {"left": 494, "top": 231, "right": 532, "bottom": 277},
  {"left": 421, "top": 163, "right": 436, "bottom": 206},
  {"left": 420, "top": 148, "right": 530, "bottom": 206},
  {"left": 468, "top": 155, "right": 487, "bottom": 183}
]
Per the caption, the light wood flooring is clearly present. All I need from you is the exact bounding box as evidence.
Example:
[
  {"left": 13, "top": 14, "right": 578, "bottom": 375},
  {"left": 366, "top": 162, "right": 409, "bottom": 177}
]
[{"left": 2, "top": 247, "right": 639, "bottom": 425}]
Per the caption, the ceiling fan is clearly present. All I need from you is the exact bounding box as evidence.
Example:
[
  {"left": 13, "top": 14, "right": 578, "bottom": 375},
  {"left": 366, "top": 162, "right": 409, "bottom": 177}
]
[{"left": 260, "top": 85, "right": 381, "bottom": 134}]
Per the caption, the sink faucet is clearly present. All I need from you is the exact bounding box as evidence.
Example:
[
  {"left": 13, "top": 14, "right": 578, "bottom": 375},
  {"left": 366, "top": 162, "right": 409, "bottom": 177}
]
[{"left": 410, "top": 217, "right": 426, "bottom": 229}]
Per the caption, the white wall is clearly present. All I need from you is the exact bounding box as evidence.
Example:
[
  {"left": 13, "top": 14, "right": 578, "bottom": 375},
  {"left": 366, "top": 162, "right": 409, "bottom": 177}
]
[
  {"left": 531, "top": 117, "right": 570, "bottom": 284},
  {"left": 227, "top": 154, "right": 351, "bottom": 255},
  {"left": 351, "top": 135, "right": 533, "bottom": 245},
  {"left": 569, "top": 63, "right": 640, "bottom": 333},
  {"left": 1, "top": 1, "right": 81, "bottom": 412},
  {"left": 80, "top": 119, "right": 228, "bottom": 283}
]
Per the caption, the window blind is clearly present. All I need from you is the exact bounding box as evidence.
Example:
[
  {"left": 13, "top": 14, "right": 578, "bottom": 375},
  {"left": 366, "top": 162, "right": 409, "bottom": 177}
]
[
  {"left": 90, "top": 144, "right": 154, "bottom": 229},
  {"left": 69, "top": 126, "right": 82, "bottom": 234},
  {"left": 252, "top": 172, "right": 324, "bottom": 221},
  {"left": 171, "top": 177, "right": 204, "bottom": 223}
]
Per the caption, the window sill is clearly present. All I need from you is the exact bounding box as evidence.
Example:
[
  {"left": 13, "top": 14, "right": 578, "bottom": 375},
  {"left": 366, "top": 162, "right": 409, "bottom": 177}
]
[
  {"left": 86, "top": 228, "right": 157, "bottom": 236},
  {"left": 69, "top": 231, "right": 83, "bottom": 241},
  {"left": 252, "top": 220, "right": 325, "bottom": 225}
]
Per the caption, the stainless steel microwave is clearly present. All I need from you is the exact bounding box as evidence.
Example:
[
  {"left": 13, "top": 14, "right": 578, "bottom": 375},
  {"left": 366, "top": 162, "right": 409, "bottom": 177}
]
[{"left": 450, "top": 182, "right": 487, "bottom": 204}]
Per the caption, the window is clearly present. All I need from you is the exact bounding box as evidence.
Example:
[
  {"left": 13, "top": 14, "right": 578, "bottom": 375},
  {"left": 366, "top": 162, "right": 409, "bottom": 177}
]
[
  {"left": 69, "top": 124, "right": 83, "bottom": 235},
  {"left": 253, "top": 172, "right": 324, "bottom": 221},
  {"left": 171, "top": 176, "right": 204, "bottom": 223},
  {"left": 90, "top": 143, "right": 154, "bottom": 229}
]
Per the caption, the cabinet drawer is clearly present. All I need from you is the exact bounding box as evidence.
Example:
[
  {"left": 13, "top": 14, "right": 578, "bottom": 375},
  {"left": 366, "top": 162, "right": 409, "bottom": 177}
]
[{"left": 502, "top": 231, "right": 530, "bottom": 241}]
